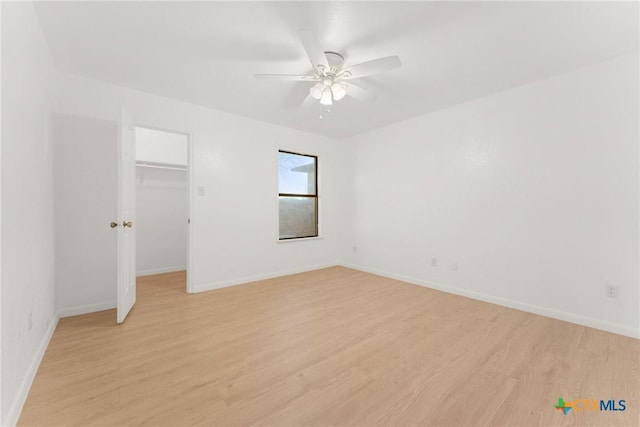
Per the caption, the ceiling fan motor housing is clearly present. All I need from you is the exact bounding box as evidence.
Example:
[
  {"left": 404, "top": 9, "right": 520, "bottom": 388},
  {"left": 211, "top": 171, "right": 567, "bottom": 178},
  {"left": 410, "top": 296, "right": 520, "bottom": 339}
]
[{"left": 324, "top": 51, "right": 345, "bottom": 71}]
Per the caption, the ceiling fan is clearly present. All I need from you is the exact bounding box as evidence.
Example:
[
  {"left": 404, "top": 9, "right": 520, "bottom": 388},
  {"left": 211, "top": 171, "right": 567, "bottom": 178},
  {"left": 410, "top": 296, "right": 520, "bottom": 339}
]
[{"left": 255, "top": 30, "right": 401, "bottom": 107}]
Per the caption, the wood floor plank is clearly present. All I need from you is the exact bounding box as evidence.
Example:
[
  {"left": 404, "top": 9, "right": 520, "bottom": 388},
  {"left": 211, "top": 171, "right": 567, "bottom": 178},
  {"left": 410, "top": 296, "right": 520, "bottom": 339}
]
[{"left": 18, "top": 267, "right": 639, "bottom": 426}]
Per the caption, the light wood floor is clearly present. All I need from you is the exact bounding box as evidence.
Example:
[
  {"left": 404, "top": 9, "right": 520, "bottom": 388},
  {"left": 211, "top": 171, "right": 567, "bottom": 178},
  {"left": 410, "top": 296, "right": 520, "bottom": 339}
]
[{"left": 19, "top": 267, "right": 639, "bottom": 426}]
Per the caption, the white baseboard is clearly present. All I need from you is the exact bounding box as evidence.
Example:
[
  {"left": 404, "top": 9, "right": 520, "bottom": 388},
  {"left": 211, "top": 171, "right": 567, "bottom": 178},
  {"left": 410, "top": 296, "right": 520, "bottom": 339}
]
[
  {"left": 58, "top": 300, "right": 116, "bottom": 318},
  {"left": 342, "top": 263, "right": 640, "bottom": 339},
  {"left": 136, "top": 265, "right": 186, "bottom": 277},
  {"left": 4, "top": 313, "right": 59, "bottom": 427},
  {"left": 193, "top": 263, "right": 338, "bottom": 293}
]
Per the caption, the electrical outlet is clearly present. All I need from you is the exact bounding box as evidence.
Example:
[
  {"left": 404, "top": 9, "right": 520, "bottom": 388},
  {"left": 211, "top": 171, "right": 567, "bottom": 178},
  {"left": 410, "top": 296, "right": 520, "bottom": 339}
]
[
  {"left": 197, "top": 186, "right": 206, "bottom": 197},
  {"left": 451, "top": 262, "right": 458, "bottom": 271},
  {"left": 605, "top": 284, "right": 618, "bottom": 298},
  {"left": 431, "top": 257, "right": 437, "bottom": 267},
  {"left": 353, "top": 246, "right": 358, "bottom": 253},
  {"left": 27, "top": 312, "right": 32, "bottom": 331}
]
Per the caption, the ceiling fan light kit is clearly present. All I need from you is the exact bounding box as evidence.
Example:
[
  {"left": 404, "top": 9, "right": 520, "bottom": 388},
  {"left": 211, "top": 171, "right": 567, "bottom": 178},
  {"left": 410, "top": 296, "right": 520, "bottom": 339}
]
[
  {"left": 320, "top": 88, "right": 333, "bottom": 106},
  {"left": 255, "top": 30, "right": 401, "bottom": 112},
  {"left": 331, "top": 83, "right": 347, "bottom": 101},
  {"left": 312, "top": 80, "right": 347, "bottom": 106}
]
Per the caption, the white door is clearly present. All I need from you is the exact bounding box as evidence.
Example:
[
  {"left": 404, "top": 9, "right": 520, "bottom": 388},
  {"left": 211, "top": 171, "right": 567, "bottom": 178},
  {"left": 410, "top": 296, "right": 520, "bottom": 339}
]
[{"left": 117, "top": 106, "right": 136, "bottom": 323}]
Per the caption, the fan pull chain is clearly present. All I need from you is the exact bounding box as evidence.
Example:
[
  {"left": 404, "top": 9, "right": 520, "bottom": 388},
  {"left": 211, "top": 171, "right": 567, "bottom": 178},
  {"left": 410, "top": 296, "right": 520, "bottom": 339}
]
[{"left": 318, "top": 105, "right": 332, "bottom": 120}]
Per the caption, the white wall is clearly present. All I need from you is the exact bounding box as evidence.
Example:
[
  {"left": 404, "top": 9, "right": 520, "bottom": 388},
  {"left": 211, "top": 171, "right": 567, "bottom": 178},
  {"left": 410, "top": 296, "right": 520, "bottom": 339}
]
[
  {"left": 136, "top": 127, "right": 187, "bottom": 166},
  {"left": 52, "top": 70, "right": 348, "bottom": 300},
  {"left": 1, "top": 3, "right": 57, "bottom": 425},
  {"left": 47, "top": 51, "right": 640, "bottom": 340},
  {"left": 343, "top": 53, "right": 640, "bottom": 338},
  {"left": 53, "top": 114, "right": 117, "bottom": 316},
  {"left": 136, "top": 167, "right": 187, "bottom": 276},
  {"left": 0, "top": 0, "right": 3, "bottom": 420}
]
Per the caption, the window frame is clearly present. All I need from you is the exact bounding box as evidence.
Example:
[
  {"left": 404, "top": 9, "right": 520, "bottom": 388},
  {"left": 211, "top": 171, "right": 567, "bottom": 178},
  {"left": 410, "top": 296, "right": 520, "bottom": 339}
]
[{"left": 277, "top": 149, "right": 319, "bottom": 241}]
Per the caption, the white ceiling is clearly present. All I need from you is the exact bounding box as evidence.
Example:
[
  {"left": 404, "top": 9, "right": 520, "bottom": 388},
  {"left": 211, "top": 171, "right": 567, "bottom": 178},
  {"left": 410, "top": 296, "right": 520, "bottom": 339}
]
[{"left": 34, "top": 1, "right": 639, "bottom": 138}]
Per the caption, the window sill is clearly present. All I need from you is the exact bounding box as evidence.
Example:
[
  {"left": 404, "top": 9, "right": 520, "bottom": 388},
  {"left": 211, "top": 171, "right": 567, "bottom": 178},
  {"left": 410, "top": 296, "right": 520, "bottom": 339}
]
[{"left": 277, "top": 236, "right": 323, "bottom": 244}]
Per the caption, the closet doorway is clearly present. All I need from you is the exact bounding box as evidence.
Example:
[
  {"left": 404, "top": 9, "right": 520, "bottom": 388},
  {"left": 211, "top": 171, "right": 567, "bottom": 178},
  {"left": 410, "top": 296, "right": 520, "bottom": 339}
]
[{"left": 135, "top": 126, "right": 191, "bottom": 293}]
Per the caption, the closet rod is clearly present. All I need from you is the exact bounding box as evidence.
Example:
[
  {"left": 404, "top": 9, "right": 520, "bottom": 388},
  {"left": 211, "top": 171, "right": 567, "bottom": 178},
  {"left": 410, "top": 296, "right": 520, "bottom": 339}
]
[{"left": 136, "top": 162, "right": 187, "bottom": 171}]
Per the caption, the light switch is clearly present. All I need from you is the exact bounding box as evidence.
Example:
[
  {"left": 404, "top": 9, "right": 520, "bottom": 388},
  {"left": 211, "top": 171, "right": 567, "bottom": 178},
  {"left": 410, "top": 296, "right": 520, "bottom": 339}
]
[{"left": 198, "top": 186, "right": 206, "bottom": 197}]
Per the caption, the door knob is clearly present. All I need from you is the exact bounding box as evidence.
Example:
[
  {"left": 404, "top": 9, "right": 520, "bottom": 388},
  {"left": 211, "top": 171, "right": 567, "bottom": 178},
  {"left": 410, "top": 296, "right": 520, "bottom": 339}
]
[
  {"left": 123, "top": 221, "right": 133, "bottom": 228},
  {"left": 110, "top": 222, "right": 118, "bottom": 228}
]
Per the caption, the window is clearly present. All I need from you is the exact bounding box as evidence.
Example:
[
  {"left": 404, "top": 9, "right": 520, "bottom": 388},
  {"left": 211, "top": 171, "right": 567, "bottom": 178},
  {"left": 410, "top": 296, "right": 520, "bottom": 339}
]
[{"left": 278, "top": 150, "right": 318, "bottom": 240}]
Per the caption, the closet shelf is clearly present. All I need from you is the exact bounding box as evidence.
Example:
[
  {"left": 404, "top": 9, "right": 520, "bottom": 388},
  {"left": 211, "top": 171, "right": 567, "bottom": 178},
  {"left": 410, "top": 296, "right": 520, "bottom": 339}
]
[{"left": 136, "top": 161, "right": 187, "bottom": 171}]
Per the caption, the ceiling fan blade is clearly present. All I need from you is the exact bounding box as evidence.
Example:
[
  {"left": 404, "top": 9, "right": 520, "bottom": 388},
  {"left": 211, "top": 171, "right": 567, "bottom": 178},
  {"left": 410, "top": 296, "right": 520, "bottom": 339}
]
[
  {"left": 298, "top": 30, "right": 329, "bottom": 70},
  {"left": 255, "top": 74, "right": 319, "bottom": 81},
  {"left": 343, "top": 56, "right": 401, "bottom": 79},
  {"left": 345, "top": 83, "right": 377, "bottom": 102}
]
